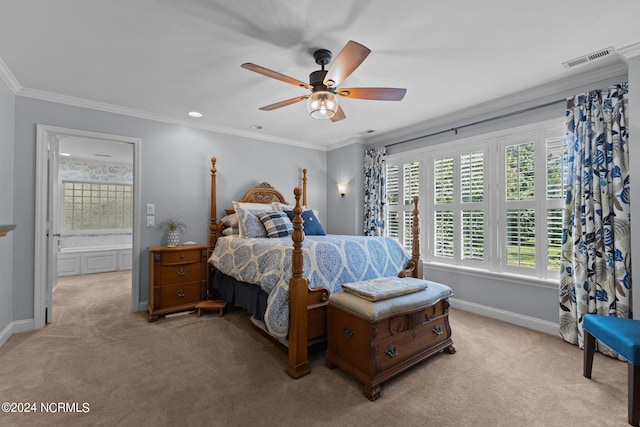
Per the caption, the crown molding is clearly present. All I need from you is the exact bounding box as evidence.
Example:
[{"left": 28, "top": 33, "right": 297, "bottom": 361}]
[
  {"left": 0, "top": 57, "right": 21, "bottom": 94},
  {"left": 365, "top": 61, "right": 628, "bottom": 147},
  {"left": 619, "top": 42, "right": 640, "bottom": 60},
  {"left": 15, "top": 86, "right": 325, "bottom": 151},
  {"left": 326, "top": 135, "right": 366, "bottom": 152}
]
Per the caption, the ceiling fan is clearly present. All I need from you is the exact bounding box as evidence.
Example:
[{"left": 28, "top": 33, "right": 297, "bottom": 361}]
[{"left": 241, "top": 40, "right": 406, "bottom": 122}]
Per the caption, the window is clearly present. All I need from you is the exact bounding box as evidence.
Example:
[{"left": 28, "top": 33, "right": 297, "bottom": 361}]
[
  {"left": 63, "top": 181, "right": 133, "bottom": 230},
  {"left": 386, "top": 119, "right": 567, "bottom": 281},
  {"left": 386, "top": 160, "right": 420, "bottom": 251},
  {"left": 431, "top": 147, "right": 487, "bottom": 266},
  {"left": 500, "top": 128, "right": 567, "bottom": 277}
]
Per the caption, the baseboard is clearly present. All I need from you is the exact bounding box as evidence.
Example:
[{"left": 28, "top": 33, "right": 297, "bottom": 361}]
[
  {"left": 0, "top": 322, "right": 11, "bottom": 348},
  {"left": 12, "top": 319, "right": 34, "bottom": 334},
  {"left": 0, "top": 319, "right": 35, "bottom": 349},
  {"left": 449, "top": 298, "right": 559, "bottom": 336}
]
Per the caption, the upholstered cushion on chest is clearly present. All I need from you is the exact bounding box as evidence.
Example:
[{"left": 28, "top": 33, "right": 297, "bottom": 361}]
[
  {"left": 341, "top": 276, "right": 429, "bottom": 301},
  {"left": 330, "top": 280, "right": 453, "bottom": 321}
]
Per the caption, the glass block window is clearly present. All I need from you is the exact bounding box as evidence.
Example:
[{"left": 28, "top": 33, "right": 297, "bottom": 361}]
[{"left": 63, "top": 182, "right": 133, "bottom": 230}]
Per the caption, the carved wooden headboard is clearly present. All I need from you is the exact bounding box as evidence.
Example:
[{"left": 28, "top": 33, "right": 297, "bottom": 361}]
[
  {"left": 209, "top": 157, "right": 307, "bottom": 253},
  {"left": 222, "top": 182, "right": 288, "bottom": 215}
]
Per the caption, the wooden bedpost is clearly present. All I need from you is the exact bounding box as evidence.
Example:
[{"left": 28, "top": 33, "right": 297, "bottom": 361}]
[
  {"left": 302, "top": 168, "right": 307, "bottom": 207},
  {"left": 398, "top": 195, "right": 422, "bottom": 279},
  {"left": 209, "top": 157, "right": 218, "bottom": 254},
  {"left": 286, "top": 187, "right": 311, "bottom": 379},
  {"left": 411, "top": 195, "right": 422, "bottom": 279}
]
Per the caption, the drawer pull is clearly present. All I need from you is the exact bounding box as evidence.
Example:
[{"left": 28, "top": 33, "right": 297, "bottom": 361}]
[
  {"left": 176, "top": 268, "right": 187, "bottom": 276},
  {"left": 342, "top": 326, "right": 354, "bottom": 338},
  {"left": 180, "top": 255, "right": 185, "bottom": 259},
  {"left": 385, "top": 344, "right": 398, "bottom": 358},
  {"left": 412, "top": 331, "right": 417, "bottom": 338},
  {"left": 433, "top": 324, "right": 443, "bottom": 336},
  {"left": 176, "top": 289, "right": 187, "bottom": 297}
]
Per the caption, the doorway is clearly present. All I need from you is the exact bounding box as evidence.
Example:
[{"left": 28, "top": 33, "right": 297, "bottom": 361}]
[{"left": 34, "top": 125, "right": 141, "bottom": 329}]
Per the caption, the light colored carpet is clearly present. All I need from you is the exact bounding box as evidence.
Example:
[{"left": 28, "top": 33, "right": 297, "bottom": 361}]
[{"left": 0, "top": 271, "right": 630, "bottom": 426}]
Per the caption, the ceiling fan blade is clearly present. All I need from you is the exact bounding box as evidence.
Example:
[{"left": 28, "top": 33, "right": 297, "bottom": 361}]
[
  {"left": 337, "top": 87, "right": 406, "bottom": 101},
  {"left": 258, "top": 95, "right": 309, "bottom": 111},
  {"left": 323, "top": 40, "right": 371, "bottom": 88},
  {"left": 330, "top": 106, "right": 346, "bottom": 122},
  {"left": 241, "top": 63, "right": 312, "bottom": 90}
]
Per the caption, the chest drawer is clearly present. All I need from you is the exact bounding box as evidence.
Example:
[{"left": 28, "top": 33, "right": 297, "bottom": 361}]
[
  {"left": 159, "top": 263, "right": 201, "bottom": 286},
  {"left": 160, "top": 250, "right": 201, "bottom": 265},
  {"left": 155, "top": 281, "right": 202, "bottom": 308},
  {"left": 375, "top": 316, "right": 450, "bottom": 372}
]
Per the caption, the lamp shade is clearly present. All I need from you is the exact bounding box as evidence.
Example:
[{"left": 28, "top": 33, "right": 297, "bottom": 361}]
[{"left": 307, "top": 91, "right": 338, "bottom": 119}]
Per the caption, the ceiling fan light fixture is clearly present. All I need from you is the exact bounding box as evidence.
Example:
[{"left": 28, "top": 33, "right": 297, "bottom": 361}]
[{"left": 307, "top": 90, "right": 338, "bottom": 119}]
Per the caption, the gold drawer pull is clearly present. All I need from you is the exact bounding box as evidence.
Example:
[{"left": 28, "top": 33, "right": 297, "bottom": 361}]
[
  {"left": 176, "top": 268, "right": 187, "bottom": 276},
  {"left": 385, "top": 344, "right": 398, "bottom": 358},
  {"left": 176, "top": 289, "right": 187, "bottom": 297},
  {"left": 433, "top": 324, "right": 443, "bottom": 336}
]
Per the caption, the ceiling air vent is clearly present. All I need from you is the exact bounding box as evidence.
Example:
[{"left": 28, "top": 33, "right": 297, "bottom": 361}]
[{"left": 562, "top": 47, "right": 616, "bottom": 69}]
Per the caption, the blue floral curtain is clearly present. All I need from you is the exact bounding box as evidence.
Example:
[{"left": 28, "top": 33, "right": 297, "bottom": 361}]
[
  {"left": 364, "top": 147, "right": 387, "bottom": 236},
  {"left": 559, "top": 83, "right": 631, "bottom": 357}
]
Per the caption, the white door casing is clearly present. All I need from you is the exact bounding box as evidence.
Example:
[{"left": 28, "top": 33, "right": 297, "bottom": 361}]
[{"left": 34, "top": 125, "right": 141, "bottom": 329}]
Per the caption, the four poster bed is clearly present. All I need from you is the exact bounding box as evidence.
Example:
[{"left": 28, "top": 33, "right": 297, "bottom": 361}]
[{"left": 207, "top": 157, "right": 421, "bottom": 378}]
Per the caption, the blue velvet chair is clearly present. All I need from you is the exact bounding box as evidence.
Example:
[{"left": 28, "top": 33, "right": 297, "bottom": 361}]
[{"left": 583, "top": 314, "right": 640, "bottom": 426}]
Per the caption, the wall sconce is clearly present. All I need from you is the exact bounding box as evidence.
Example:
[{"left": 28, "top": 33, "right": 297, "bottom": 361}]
[{"left": 337, "top": 183, "right": 348, "bottom": 197}]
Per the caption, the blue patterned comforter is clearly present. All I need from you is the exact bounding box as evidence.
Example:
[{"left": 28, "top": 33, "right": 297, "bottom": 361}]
[{"left": 208, "top": 235, "right": 410, "bottom": 338}]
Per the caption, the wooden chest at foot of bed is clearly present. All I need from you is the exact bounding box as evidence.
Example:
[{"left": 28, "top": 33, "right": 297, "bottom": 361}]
[{"left": 325, "top": 280, "right": 456, "bottom": 401}]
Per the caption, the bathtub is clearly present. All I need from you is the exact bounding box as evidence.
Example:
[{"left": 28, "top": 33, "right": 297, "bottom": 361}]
[{"left": 57, "top": 245, "right": 132, "bottom": 277}]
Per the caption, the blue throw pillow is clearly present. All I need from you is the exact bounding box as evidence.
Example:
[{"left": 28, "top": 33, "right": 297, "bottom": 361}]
[{"left": 284, "top": 209, "right": 326, "bottom": 235}]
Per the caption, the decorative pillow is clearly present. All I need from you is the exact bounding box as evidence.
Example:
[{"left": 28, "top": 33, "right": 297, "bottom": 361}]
[
  {"left": 257, "top": 211, "right": 293, "bottom": 238},
  {"left": 222, "top": 227, "right": 239, "bottom": 236},
  {"left": 233, "top": 201, "right": 273, "bottom": 211},
  {"left": 232, "top": 201, "right": 272, "bottom": 238},
  {"left": 271, "top": 202, "right": 296, "bottom": 211},
  {"left": 221, "top": 213, "right": 238, "bottom": 228},
  {"left": 284, "top": 209, "right": 326, "bottom": 235}
]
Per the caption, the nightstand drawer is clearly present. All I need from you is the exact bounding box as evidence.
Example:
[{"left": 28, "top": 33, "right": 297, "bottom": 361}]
[
  {"left": 147, "top": 244, "right": 208, "bottom": 322},
  {"left": 156, "top": 282, "right": 202, "bottom": 308},
  {"left": 161, "top": 250, "right": 201, "bottom": 265},
  {"left": 159, "top": 263, "right": 201, "bottom": 286}
]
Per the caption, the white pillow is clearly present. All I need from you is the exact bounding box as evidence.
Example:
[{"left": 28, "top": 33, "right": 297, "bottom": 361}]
[
  {"left": 222, "top": 227, "right": 239, "bottom": 236},
  {"left": 232, "top": 201, "right": 272, "bottom": 238}
]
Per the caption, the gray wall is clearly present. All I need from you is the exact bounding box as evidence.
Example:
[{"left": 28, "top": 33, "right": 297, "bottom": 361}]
[
  {"left": 325, "top": 143, "right": 364, "bottom": 235},
  {"left": 0, "top": 77, "right": 15, "bottom": 341},
  {"left": 12, "top": 97, "right": 326, "bottom": 321}
]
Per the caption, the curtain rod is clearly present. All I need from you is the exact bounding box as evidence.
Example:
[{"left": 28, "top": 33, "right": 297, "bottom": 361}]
[{"left": 385, "top": 98, "right": 566, "bottom": 149}]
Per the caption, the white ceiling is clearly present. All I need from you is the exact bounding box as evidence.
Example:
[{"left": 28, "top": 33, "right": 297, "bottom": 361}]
[{"left": 1, "top": 0, "right": 639, "bottom": 151}]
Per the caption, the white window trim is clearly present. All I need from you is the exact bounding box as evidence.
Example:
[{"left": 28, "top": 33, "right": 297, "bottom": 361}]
[{"left": 387, "top": 118, "right": 565, "bottom": 282}]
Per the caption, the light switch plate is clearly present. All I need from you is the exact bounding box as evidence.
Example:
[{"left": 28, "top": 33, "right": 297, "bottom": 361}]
[
  {"left": 146, "top": 216, "right": 155, "bottom": 227},
  {"left": 146, "top": 203, "right": 155, "bottom": 215}
]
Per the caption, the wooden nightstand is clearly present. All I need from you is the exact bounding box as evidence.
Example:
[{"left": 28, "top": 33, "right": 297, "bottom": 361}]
[{"left": 147, "top": 244, "right": 208, "bottom": 322}]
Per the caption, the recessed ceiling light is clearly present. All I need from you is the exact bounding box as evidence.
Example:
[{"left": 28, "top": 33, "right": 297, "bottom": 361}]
[
  {"left": 60, "top": 152, "right": 71, "bottom": 157},
  {"left": 188, "top": 111, "right": 203, "bottom": 118},
  {"left": 250, "top": 124, "right": 263, "bottom": 130}
]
